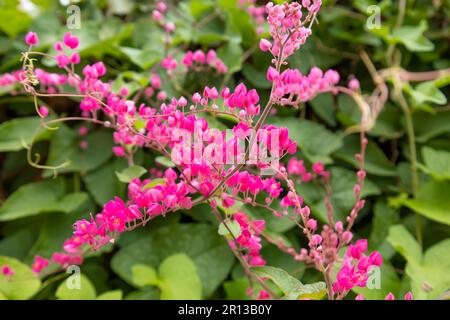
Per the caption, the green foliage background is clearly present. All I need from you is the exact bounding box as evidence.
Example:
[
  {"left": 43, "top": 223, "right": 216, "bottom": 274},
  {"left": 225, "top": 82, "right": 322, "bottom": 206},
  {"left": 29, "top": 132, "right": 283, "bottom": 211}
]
[{"left": 0, "top": 0, "right": 449, "bottom": 300}]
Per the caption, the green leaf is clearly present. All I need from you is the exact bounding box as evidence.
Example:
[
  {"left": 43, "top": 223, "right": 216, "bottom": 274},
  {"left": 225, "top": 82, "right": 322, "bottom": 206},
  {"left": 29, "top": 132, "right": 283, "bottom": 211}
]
[
  {"left": 0, "top": 179, "right": 88, "bottom": 221},
  {"left": 284, "top": 281, "right": 327, "bottom": 300},
  {"left": 388, "top": 227, "right": 450, "bottom": 299},
  {"left": 405, "top": 81, "right": 447, "bottom": 106},
  {"left": 108, "top": 0, "right": 135, "bottom": 15},
  {"left": 131, "top": 264, "right": 159, "bottom": 288},
  {"left": 252, "top": 266, "right": 301, "bottom": 295},
  {"left": 218, "top": 41, "right": 244, "bottom": 74},
  {"left": 158, "top": 254, "right": 202, "bottom": 300},
  {"left": 223, "top": 278, "right": 251, "bottom": 300},
  {"left": 310, "top": 93, "right": 337, "bottom": 127},
  {"left": 188, "top": 0, "right": 214, "bottom": 18},
  {"left": 116, "top": 165, "right": 147, "bottom": 183},
  {"left": 399, "top": 180, "right": 450, "bottom": 226},
  {"left": 0, "top": 256, "right": 41, "bottom": 300},
  {"left": 252, "top": 266, "right": 326, "bottom": 300},
  {"left": 296, "top": 167, "right": 380, "bottom": 223},
  {"left": 333, "top": 135, "right": 397, "bottom": 176},
  {"left": 155, "top": 156, "right": 175, "bottom": 168},
  {"left": 0, "top": 8, "right": 31, "bottom": 38},
  {"left": 25, "top": 201, "right": 94, "bottom": 262},
  {"left": 275, "top": 118, "right": 343, "bottom": 164},
  {"left": 390, "top": 21, "right": 435, "bottom": 52},
  {"left": 0, "top": 117, "right": 53, "bottom": 152},
  {"left": 0, "top": 227, "right": 38, "bottom": 260},
  {"left": 369, "top": 201, "right": 400, "bottom": 256},
  {"left": 132, "top": 18, "right": 165, "bottom": 48},
  {"left": 410, "top": 239, "right": 450, "bottom": 299},
  {"left": 66, "top": 19, "right": 134, "bottom": 59},
  {"left": 242, "top": 64, "right": 272, "bottom": 90},
  {"left": 218, "top": 219, "right": 242, "bottom": 238},
  {"left": 124, "top": 288, "right": 160, "bottom": 300},
  {"left": 224, "top": 7, "right": 256, "bottom": 48},
  {"left": 387, "top": 225, "right": 422, "bottom": 264},
  {"left": 243, "top": 202, "right": 296, "bottom": 233},
  {"left": 111, "top": 224, "right": 234, "bottom": 298},
  {"left": 55, "top": 274, "right": 97, "bottom": 300},
  {"left": 288, "top": 37, "right": 342, "bottom": 73},
  {"left": 143, "top": 178, "right": 167, "bottom": 189},
  {"left": 420, "top": 147, "right": 450, "bottom": 180},
  {"left": 51, "top": 193, "right": 90, "bottom": 213},
  {"left": 83, "top": 158, "right": 127, "bottom": 206},
  {"left": 96, "top": 290, "right": 123, "bottom": 300},
  {"left": 413, "top": 110, "right": 450, "bottom": 143},
  {"left": 44, "top": 126, "right": 114, "bottom": 176},
  {"left": 120, "top": 47, "right": 162, "bottom": 69}
]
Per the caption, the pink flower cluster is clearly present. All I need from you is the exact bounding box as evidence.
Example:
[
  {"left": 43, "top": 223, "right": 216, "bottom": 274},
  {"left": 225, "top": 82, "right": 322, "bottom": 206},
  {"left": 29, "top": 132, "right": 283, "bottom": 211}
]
[
  {"left": 161, "top": 55, "right": 178, "bottom": 71},
  {"left": 182, "top": 49, "right": 228, "bottom": 74},
  {"left": 230, "top": 212, "right": 266, "bottom": 266},
  {"left": 224, "top": 83, "right": 261, "bottom": 117},
  {"left": 0, "top": 69, "right": 67, "bottom": 94},
  {"left": 144, "top": 74, "right": 167, "bottom": 101},
  {"left": 287, "top": 158, "right": 313, "bottom": 182},
  {"left": 33, "top": 168, "right": 194, "bottom": 274},
  {"left": 262, "top": 1, "right": 321, "bottom": 60},
  {"left": 332, "top": 240, "right": 382, "bottom": 294},
  {"left": 268, "top": 66, "right": 340, "bottom": 105},
  {"left": 17, "top": 0, "right": 386, "bottom": 301},
  {"left": 151, "top": 1, "right": 175, "bottom": 33},
  {"left": 54, "top": 32, "right": 80, "bottom": 68}
]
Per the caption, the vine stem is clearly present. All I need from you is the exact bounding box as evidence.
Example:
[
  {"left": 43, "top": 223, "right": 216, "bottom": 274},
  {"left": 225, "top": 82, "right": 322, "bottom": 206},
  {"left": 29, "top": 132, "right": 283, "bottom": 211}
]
[{"left": 393, "top": 81, "right": 422, "bottom": 246}]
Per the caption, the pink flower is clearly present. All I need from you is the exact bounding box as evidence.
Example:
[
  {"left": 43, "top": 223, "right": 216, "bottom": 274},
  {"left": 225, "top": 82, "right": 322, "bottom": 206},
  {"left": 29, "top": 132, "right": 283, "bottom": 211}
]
[
  {"left": 161, "top": 56, "right": 177, "bottom": 70},
  {"left": 165, "top": 22, "right": 175, "bottom": 33},
  {"left": 70, "top": 52, "right": 80, "bottom": 64},
  {"left": 1, "top": 265, "right": 14, "bottom": 276},
  {"left": 324, "top": 69, "right": 340, "bottom": 85},
  {"left": 150, "top": 74, "right": 161, "bottom": 89},
  {"left": 80, "top": 97, "right": 99, "bottom": 111},
  {"left": 54, "top": 41, "right": 63, "bottom": 51},
  {"left": 256, "top": 290, "right": 270, "bottom": 300},
  {"left": 52, "top": 252, "right": 83, "bottom": 267},
  {"left": 112, "top": 146, "right": 126, "bottom": 157},
  {"left": 312, "top": 162, "right": 324, "bottom": 175},
  {"left": 79, "top": 126, "right": 89, "bottom": 136},
  {"left": 31, "top": 256, "right": 49, "bottom": 273},
  {"left": 259, "top": 39, "right": 272, "bottom": 52},
  {"left": 306, "top": 219, "right": 317, "bottom": 230},
  {"left": 368, "top": 251, "right": 383, "bottom": 266},
  {"left": 192, "top": 92, "right": 201, "bottom": 104},
  {"left": 152, "top": 10, "right": 163, "bottom": 21},
  {"left": 404, "top": 291, "right": 413, "bottom": 300},
  {"left": 25, "top": 32, "right": 39, "bottom": 46},
  {"left": 384, "top": 292, "right": 395, "bottom": 300},
  {"left": 348, "top": 78, "right": 360, "bottom": 91},
  {"left": 157, "top": 91, "right": 167, "bottom": 100},
  {"left": 63, "top": 32, "right": 79, "bottom": 50},
  {"left": 55, "top": 54, "right": 71, "bottom": 68},
  {"left": 39, "top": 106, "right": 49, "bottom": 118},
  {"left": 310, "top": 234, "right": 322, "bottom": 246},
  {"left": 156, "top": 1, "right": 167, "bottom": 12},
  {"left": 266, "top": 67, "right": 279, "bottom": 81},
  {"left": 333, "top": 243, "right": 383, "bottom": 294}
]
